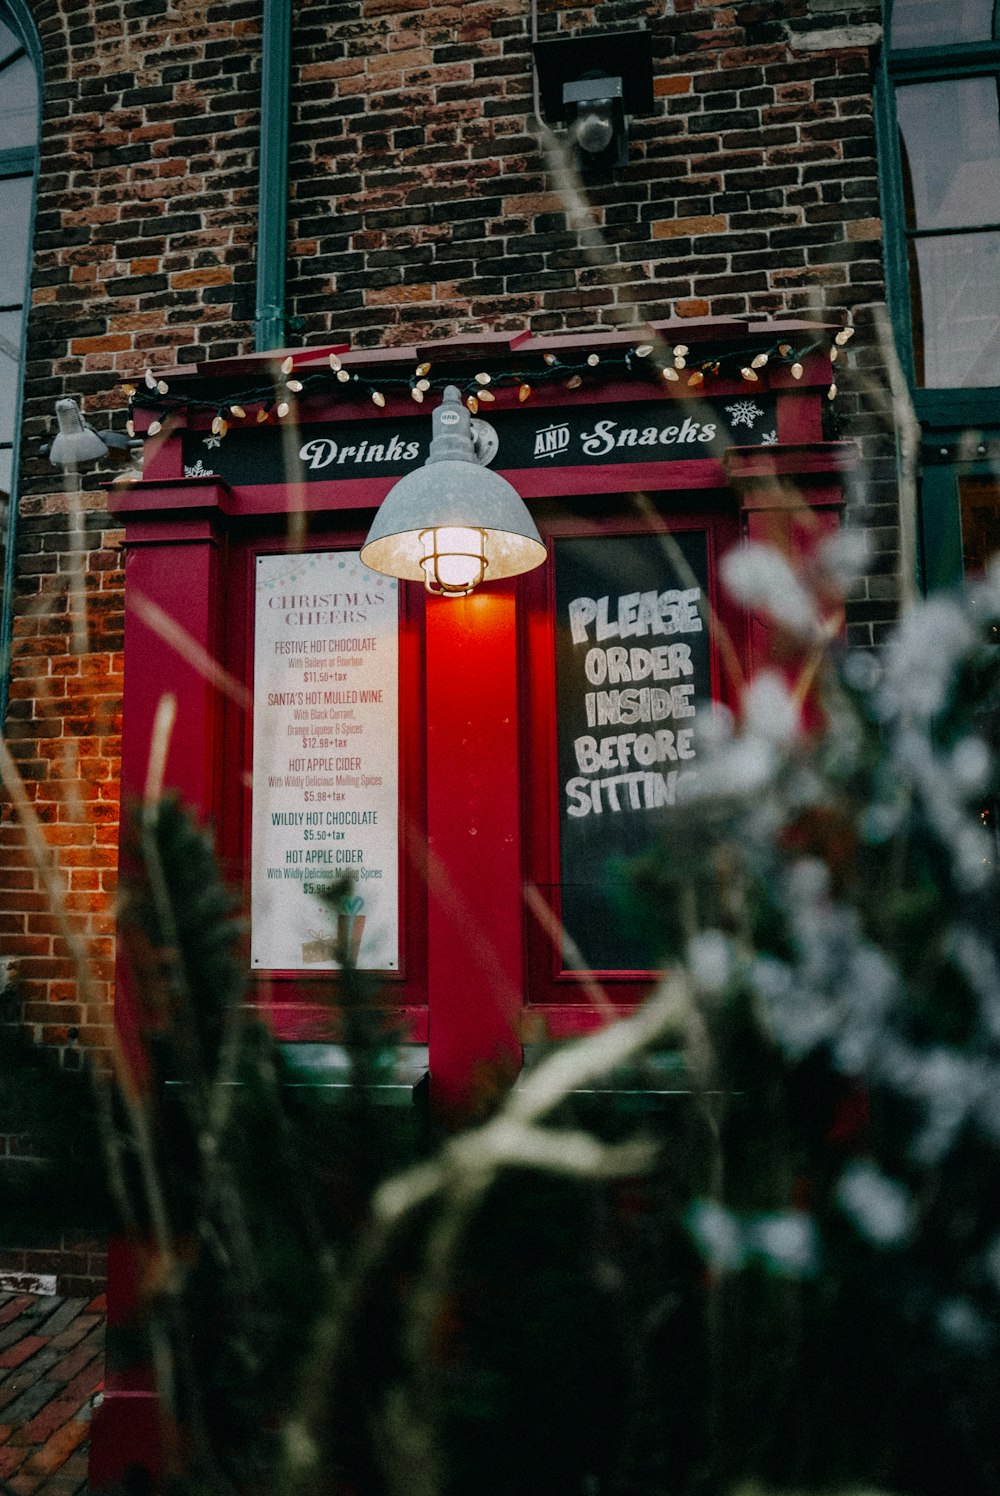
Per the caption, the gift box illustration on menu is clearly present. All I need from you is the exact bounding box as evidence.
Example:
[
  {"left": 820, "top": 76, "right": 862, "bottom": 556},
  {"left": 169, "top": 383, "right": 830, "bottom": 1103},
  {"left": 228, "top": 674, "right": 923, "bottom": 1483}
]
[{"left": 301, "top": 895, "right": 366, "bottom": 965}]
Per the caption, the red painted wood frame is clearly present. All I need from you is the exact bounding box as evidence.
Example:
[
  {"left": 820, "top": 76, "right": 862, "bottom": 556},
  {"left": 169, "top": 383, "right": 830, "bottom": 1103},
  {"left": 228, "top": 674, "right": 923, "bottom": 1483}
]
[
  {"left": 112, "top": 360, "right": 851, "bottom": 1084},
  {"left": 519, "top": 492, "right": 746, "bottom": 1037},
  {"left": 97, "top": 332, "right": 851, "bottom": 1491}
]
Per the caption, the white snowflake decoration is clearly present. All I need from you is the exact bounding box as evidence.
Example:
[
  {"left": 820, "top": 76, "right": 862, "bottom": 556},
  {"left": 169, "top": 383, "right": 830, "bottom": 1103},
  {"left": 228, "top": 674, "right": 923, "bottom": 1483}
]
[
  {"left": 203, "top": 434, "right": 222, "bottom": 449},
  {"left": 184, "top": 459, "right": 215, "bottom": 478},
  {"left": 726, "top": 399, "right": 766, "bottom": 430},
  {"left": 761, "top": 429, "right": 778, "bottom": 445}
]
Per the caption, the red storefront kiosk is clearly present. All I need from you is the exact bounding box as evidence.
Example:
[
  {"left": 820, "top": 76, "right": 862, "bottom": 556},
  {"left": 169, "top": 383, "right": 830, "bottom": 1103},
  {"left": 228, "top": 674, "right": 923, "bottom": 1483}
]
[{"left": 91, "top": 320, "right": 852, "bottom": 1486}]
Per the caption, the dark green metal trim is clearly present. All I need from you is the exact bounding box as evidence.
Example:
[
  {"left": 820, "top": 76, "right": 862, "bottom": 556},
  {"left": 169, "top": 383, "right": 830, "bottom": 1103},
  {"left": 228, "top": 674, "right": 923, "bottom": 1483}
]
[
  {"left": 874, "top": 53, "right": 915, "bottom": 383},
  {"left": 915, "top": 388, "right": 1000, "bottom": 428},
  {"left": 876, "top": 17, "right": 1000, "bottom": 594},
  {"left": 906, "top": 222, "right": 1000, "bottom": 239},
  {"left": 0, "top": 0, "right": 40, "bottom": 731},
  {"left": 919, "top": 461, "right": 965, "bottom": 592},
  {"left": 0, "top": 147, "right": 38, "bottom": 177},
  {"left": 888, "top": 44, "right": 1000, "bottom": 74},
  {"left": 254, "top": 0, "right": 291, "bottom": 352}
]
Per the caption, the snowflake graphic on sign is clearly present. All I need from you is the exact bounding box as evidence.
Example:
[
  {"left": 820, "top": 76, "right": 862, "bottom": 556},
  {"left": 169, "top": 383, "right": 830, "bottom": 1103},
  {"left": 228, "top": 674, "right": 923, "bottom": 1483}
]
[
  {"left": 726, "top": 400, "right": 766, "bottom": 430},
  {"left": 727, "top": 400, "right": 766, "bottom": 430}
]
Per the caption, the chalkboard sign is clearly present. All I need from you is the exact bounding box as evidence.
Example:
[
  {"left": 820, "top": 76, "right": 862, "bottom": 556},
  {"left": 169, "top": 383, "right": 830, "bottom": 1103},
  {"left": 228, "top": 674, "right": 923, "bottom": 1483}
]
[{"left": 554, "top": 531, "right": 711, "bottom": 971}]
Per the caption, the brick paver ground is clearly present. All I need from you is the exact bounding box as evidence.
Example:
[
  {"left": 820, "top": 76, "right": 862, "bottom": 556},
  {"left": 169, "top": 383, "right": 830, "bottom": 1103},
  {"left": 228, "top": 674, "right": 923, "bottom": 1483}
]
[{"left": 0, "top": 1291, "right": 105, "bottom": 1495}]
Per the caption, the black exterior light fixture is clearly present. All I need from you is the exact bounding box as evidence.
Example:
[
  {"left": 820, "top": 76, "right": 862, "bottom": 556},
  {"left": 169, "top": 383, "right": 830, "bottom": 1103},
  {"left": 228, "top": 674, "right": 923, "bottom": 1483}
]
[
  {"left": 564, "top": 74, "right": 627, "bottom": 168},
  {"left": 532, "top": 28, "right": 654, "bottom": 173}
]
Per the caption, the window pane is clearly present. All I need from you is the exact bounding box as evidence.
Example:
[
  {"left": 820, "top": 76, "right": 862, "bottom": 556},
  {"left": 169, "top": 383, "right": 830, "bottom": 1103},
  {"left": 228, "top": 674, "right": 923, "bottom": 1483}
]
[
  {"left": 0, "top": 174, "right": 32, "bottom": 305},
  {"left": 909, "top": 230, "right": 1000, "bottom": 385},
  {"left": 960, "top": 474, "right": 1000, "bottom": 574},
  {"left": 0, "top": 445, "right": 12, "bottom": 511},
  {"left": 0, "top": 21, "right": 19, "bottom": 68},
  {"left": 897, "top": 78, "right": 1000, "bottom": 230},
  {"left": 0, "top": 53, "right": 36, "bottom": 151},
  {"left": 0, "top": 309, "right": 21, "bottom": 443},
  {"left": 891, "top": 0, "right": 993, "bottom": 47}
]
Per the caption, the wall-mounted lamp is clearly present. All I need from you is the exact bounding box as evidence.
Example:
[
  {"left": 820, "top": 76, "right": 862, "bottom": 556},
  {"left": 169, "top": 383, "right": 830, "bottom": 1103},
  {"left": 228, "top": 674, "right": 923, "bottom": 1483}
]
[
  {"left": 43, "top": 398, "right": 142, "bottom": 468},
  {"left": 532, "top": 28, "right": 654, "bottom": 173},
  {"left": 360, "top": 385, "right": 546, "bottom": 597},
  {"left": 48, "top": 399, "right": 112, "bottom": 467},
  {"left": 564, "top": 73, "right": 626, "bottom": 168}
]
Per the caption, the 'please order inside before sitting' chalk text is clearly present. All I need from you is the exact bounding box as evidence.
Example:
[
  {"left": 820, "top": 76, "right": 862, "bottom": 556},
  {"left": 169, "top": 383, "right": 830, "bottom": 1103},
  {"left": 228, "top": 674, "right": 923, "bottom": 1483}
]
[{"left": 565, "top": 585, "right": 703, "bottom": 817}]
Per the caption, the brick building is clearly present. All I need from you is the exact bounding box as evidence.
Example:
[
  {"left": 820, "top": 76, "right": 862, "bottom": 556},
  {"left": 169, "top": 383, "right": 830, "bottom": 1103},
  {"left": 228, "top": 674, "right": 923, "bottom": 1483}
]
[
  {"left": 6, "top": 0, "right": 998, "bottom": 1409},
  {"left": 16, "top": 0, "right": 1000, "bottom": 1481}
]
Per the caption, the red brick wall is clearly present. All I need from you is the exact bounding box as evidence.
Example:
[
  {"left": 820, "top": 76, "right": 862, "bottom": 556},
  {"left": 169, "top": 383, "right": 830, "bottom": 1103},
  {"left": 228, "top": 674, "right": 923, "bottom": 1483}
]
[
  {"left": 3, "top": 0, "right": 265, "bottom": 1095},
  {"left": 0, "top": 1233, "right": 107, "bottom": 1298},
  {"left": 286, "top": 0, "right": 884, "bottom": 344},
  {"left": 2, "top": 493, "right": 122, "bottom": 1061},
  {"left": 2, "top": 0, "right": 891, "bottom": 1112},
  {"left": 283, "top": 0, "right": 894, "bottom": 646}
]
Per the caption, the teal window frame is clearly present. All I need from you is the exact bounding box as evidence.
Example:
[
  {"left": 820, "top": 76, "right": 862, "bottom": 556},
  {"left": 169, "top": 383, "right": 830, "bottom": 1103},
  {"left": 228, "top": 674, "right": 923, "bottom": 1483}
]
[
  {"left": 0, "top": 16, "right": 39, "bottom": 484},
  {"left": 0, "top": 0, "right": 39, "bottom": 728},
  {"left": 255, "top": 0, "right": 290, "bottom": 351},
  {"left": 877, "top": 1, "right": 1000, "bottom": 589}
]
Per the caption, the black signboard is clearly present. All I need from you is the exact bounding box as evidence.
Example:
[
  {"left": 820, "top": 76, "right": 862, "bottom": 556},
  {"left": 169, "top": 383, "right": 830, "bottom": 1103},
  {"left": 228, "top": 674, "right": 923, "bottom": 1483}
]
[
  {"left": 554, "top": 531, "right": 711, "bottom": 971},
  {"left": 180, "top": 397, "right": 780, "bottom": 486}
]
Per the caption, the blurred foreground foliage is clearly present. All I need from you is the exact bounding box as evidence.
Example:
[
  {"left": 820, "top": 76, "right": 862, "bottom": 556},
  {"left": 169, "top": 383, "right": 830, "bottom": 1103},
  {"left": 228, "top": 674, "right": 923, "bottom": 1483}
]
[
  {"left": 0, "top": 1014, "right": 109, "bottom": 1245},
  {"left": 5, "top": 549, "right": 1000, "bottom": 1496},
  {"left": 108, "top": 797, "right": 409, "bottom": 1493},
  {"left": 280, "top": 555, "right": 1000, "bottom": 1496}
]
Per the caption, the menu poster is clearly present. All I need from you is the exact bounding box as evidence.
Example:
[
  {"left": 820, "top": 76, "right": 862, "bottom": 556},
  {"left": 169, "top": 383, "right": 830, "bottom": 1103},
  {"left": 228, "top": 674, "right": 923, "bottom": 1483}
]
[
  {"left": 251, "top": 551, "right": 399, "bottom": 971},
  {"left": 554, "top": 531, "right": 712, "bottom": 972}
]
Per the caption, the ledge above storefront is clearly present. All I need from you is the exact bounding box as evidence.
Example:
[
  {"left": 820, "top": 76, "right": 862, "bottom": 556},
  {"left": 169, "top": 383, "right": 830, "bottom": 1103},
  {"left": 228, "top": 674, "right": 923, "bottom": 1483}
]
[{"left": 114, "top": 319, "right": 854, "bottom": 526}]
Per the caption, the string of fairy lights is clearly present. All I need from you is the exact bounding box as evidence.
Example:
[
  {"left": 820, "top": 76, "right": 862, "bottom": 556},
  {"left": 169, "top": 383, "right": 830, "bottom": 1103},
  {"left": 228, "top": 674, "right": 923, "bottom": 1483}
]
[{"left": 122, "top": 327, "right": 854, "bottom": 440}]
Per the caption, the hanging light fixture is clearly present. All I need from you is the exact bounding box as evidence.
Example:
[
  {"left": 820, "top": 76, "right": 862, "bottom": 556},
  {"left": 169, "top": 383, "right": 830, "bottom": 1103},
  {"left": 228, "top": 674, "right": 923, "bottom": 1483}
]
[{"left": 360, "top": 385, "right": 546, "bottom": 597}]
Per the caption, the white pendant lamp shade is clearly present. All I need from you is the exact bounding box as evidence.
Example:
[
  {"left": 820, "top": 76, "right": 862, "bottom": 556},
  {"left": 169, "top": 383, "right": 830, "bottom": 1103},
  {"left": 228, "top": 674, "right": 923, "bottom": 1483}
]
[{"left": 360, "top": 385, "right": 546, "bottom": 596}]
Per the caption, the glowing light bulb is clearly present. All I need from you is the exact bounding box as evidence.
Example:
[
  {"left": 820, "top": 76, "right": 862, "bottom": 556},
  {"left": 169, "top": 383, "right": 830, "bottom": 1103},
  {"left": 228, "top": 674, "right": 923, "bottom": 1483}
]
[
  {"left": 574, "top": 107, "right": 614, "bottom": 155},
  {"left": 418, "top": 526, "right": 488, "bottom": 596}
]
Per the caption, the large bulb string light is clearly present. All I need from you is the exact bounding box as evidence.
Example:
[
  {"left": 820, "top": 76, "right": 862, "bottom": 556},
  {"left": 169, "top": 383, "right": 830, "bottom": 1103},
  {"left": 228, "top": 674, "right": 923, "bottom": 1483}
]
[{"left": 122, "top": 329, "right": 854, "bottom": 444}]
